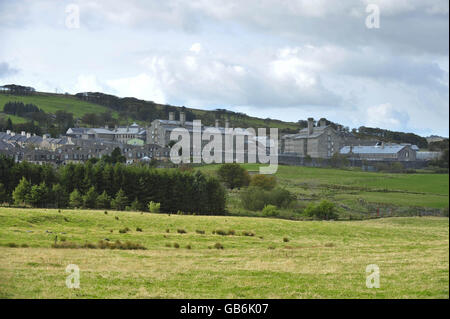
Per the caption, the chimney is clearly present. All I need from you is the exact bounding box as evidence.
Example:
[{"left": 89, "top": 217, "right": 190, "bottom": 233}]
[
  {"left": 169, "top": 112, "right": 175, "bottom": 121},
  {"left": 180, "top": 112, "right": 186, "bottom": 125},
  {"left": 10, "top": 132, "right": 15, "bottom": 136},
  {"left": 21, "top": 131, "right": 26, "bottom": 136},
  {"left": 26, "top": 132, "right": 31, "bottom": 138},
  {"left": 6, "top": 130, "right": 11, "bottom": 135},
  {"left": 225, "top": 119, "right": 230, "bottom": 129},
  {"left": 349, "top": 145, "right": 353, "bottom": 153},
  {"left": 337, "top": 125, "right": 342, "bottom": 131},
  {"left": 105, "top": 125, "right": 109, "bottom": 129},
  {"left": 319, "top": 119, "right": 326, "bottom": 127},
  {"left": 307, "top": 118, "right": 314, "bottom": 136},
  {"left": 381, "top": 141, "right": 385, "bottom": 149},
  {"left": 215, "top": 119, "right": 220, "bottom": 128}
]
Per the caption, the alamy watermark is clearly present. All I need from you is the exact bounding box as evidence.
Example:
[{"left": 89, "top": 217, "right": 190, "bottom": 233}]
[
  {"left": 169, "top": 120, "right": 278, "bottom": 174},
  {"left": 66, "top": 264, "right": 80, "bottom": 289},
  {"left": 365, "top": 4, "right": 380, "bottom": 29},
  {"left": 65, "top": 4, "right": 80, "bottom": 29},
  {"left": 366, "top": 264, "right": 380, "bottom": 288}
]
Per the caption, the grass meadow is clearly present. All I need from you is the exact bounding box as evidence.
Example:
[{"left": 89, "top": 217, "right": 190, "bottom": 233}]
[
  {"left": 197, "top": 164, "right": 449, "bottom": 218},
  {"left": 0, "top": 93, "right": 118, "bottom": 123},
  {"left": 0, "top": 207, "right": 448, "bottom": 298}
]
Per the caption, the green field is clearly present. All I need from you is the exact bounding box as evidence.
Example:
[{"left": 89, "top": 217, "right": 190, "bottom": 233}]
[
  {"left": 196, "top": 164, "right": 449, "bottom": 217},
  {"left": 0, "top": 208, "right": 448, "bottom": 298},
  {"left": 0, "top": 93, "right": 118, "bottom": 122}
]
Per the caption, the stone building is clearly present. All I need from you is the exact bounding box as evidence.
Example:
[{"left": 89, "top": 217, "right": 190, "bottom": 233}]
[
  {"left": 281, "top": 118, "right": 360, "bottom": 158},
  {"left": 146, "top": 111, "right": 271, "bottom": 162},
  {"left": 339, "top": 143, "right": 417, "bottom": 161},
  {"left": 66, "top": 123, "right": 146, "bottom": 144}
]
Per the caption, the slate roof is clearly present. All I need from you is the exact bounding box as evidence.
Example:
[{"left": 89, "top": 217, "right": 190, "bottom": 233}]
[{"left": 340, "top": 144, "right": 408, "bottom": 155}]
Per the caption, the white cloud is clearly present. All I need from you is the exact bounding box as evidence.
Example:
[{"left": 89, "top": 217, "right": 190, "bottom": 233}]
[
  {"left": 74, "top": 74, "right": 105, "bottom": 92},
  {"left": 106, "top": 73, "right": 166, "bottom": 104},
  {"left": 0, "top": 0, "right": 448, "bottom": 136},
  {"left": 189, "top": 43, "right": 202, "bottom": 54},
  {"left": 365, "top": 103, "right": 410, "bottom": 130}
]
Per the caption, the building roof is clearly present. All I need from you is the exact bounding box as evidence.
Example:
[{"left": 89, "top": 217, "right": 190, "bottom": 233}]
[
  {"left": 340, "top": 144, "right": 408, "bottom": 155},
  {"left": 88, "top": 128, "right": 115, "bottom": 135},
  {"left": 67, "top": 127, "right": 90, "bottom": 135}
]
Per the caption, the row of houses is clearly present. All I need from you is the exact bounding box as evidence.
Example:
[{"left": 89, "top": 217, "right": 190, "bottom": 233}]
[
  {"left": 66, "top": 122, "right": 146, "bottom": 145},
  {"left": 1, "top": 112, "right": 439, "bottom": 165},
  {"left": 0, "top": 130, "right": 170, "bottom": 165}
]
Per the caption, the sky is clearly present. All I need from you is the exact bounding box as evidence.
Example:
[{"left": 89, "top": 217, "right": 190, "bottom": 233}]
[{"left": 0, "top": 0, "right": 448, "bottom": 137}]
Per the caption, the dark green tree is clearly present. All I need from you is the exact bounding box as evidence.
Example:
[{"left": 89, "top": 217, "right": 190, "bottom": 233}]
[
  {"left": 12, "top": 177, "right": 31, "bottom": 206},
  {"left": 96, "top": 191, "right": 111, "bottom": 209},
  {"left": 111, "top": 189, "right": 128, "bottom": 211},
  {"left": 83, "top": 186, "right": 98, "bottom": 209},
  {"left": 217, "top": 163, "right": 250, "bottom": 189},
  {"left": 69, "top": 189, "right": 83, "bottom": 208}
]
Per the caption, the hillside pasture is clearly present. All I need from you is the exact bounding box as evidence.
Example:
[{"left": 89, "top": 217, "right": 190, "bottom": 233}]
[{"left": 0, "top": 208, "right": 448, "bottom": 298}]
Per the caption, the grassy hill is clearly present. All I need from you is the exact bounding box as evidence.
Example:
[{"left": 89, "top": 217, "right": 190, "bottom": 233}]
[
  {"left": 0, "top": 207, "right": 448, "bottom": 298},
  {"left": 196, "top": 164, "right": 449, "bottom": 220},
  {"left": 0, "top": 91, "right": 300, "bottom": 131},
  {"left": 0, "top": 92, "right": 118, "bottom": 122}
]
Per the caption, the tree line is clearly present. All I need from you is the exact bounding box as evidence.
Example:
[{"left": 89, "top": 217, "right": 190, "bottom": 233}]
[
  {"left": 357, "top": 126, "right": 428, "bottom": 148},
  {"left": 0, "top": 155, "right": 226, "bottom": 214},
  {"left": 3, "top": 102, "right": 41, "bottom": 116}
]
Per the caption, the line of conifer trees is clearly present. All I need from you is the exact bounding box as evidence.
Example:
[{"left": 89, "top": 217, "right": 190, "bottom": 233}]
[{"left": 0, "top": 155, "right": 226, "bottom": 214}]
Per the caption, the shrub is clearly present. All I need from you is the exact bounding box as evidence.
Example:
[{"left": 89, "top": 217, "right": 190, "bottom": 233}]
[
  {"left": 186, "top": 244, "right": 192, "bottom": 250},
  {"left": 52, "top": 241, "right": 79, "bottom": 249},
  {"left": 136, "top": 227, "right": 143, "bottom": 232},
  {"left": 165, "top": 243, "right": 172, "bottom": 247},
  {"left": 7, "top": 242, "right": 18, "bottom": 248},
  {"left": 119, "top": 227, "right": 130, "bottom": 234},
  {"left": 82, "top": 242, "right": 97, "bottom": 249},
  {"left": 283, "top": 237, "right": 289, "bottom": 243},
  {"left": 148, "top": 201, "right": 161, "bottom": 213},
  {"left": 242, "top": 231, "right": 255, "bottom": 237},
  {"left": 173, "top": 243, "right": 180, "bottom": 248},
  {"left": 240, "top": 186, "right": 294, "bottom": 211},
  {"left": 195, "top": 230, "right": 205, "bottom": 234},
  {"left": 217, "top": 163, "right": 250, "bottom": 189},
  {"left": 177, "top": 229, "right": 187, "bottom": 234},
  {"left": 214, "top": 242, "right": 224, "bottom": 250},
  {"left": 53, "top": 240, "right": 147, "bottom": 250},
  {"left": 262, "top": 205, "right": 279, "bottom": 217},
  {"left": 304, "top": 200, "right": 338, "bottom": 220},
  {"left": 269, "top": 188, "right": 295, "bottom": 208},
  {"left": 130, "top": 198, "right": 145, "bottom": 211},
  {"left": 104, "top": 211, "right": 108, "bottom": 215},
  {"left": 250, "top": 174, "right": 277, "bottom": 190}
]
